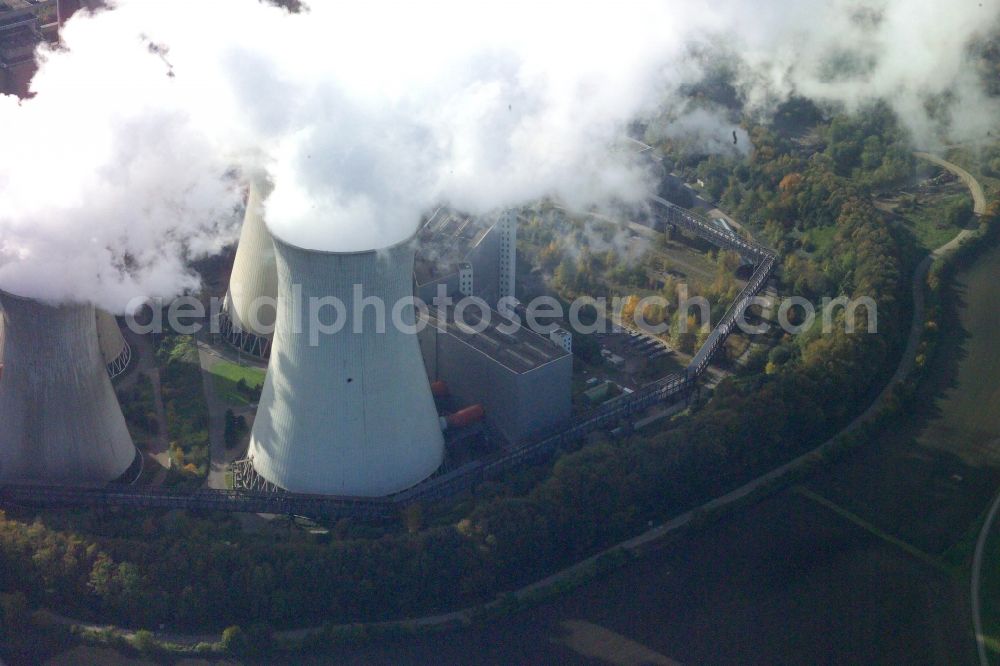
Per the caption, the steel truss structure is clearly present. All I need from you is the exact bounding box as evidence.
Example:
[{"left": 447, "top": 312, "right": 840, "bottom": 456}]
[
  {"left": 218, "top": 309, "right": 271, "bottom": 359},
  {"left": 105, "top": 340, "right": 132, "bottom": 379},
  {"left": 231, "top": 458, "right": 283, "bottom": 493}
]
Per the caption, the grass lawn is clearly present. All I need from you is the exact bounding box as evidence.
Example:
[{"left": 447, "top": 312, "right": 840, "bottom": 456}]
[
  {"left": 901, "top": 191, "right": 978, "bottom": 252},
  {"left": 803, "top": 224, "right": 837, "bottom": 255},
  {"left": 210, "top": 360, "right": 266, "bottom": 405}
]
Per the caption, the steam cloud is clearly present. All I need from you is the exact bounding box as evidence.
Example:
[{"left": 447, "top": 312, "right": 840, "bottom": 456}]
[{"left": 0, "top": 0, "right": 997, "bottom": 312}]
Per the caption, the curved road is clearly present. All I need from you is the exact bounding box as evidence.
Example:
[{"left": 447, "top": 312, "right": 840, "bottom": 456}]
[
  {"left": 915, "top": 151, "right": 987, "bottom": 215},
  {"left": 975, "top": 492, "right": 1000, "bottom": 666}
]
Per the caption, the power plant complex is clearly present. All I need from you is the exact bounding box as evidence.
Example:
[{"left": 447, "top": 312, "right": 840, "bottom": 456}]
[
  {"left": 0, "top": 176, "right": 775, "bottom": 512},
  {"left": 222, "top": 196, "right": 573, "bottom": 496},
  {"left": 0, "top": 0, "right": 781, "bottom": 533},
  {"left": 0, "top": 291, "right": 138, "bottom": 485},
  {"left": 0, "top": 178, "right": 573, "bottom": 497}
]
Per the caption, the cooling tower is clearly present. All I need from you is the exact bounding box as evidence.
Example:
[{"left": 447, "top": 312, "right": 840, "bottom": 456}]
[
  {"left": 96, "top": 309, "right": 131, "bottom": 378},
  {"left": 247, "top": 235, "right": 445, "bottom": 496},
  {"left": 0, "top": 292, "right": 137, "bottom": 484},
  {"left": 221, "top": 178, "right": 278, "bottom": 357}
]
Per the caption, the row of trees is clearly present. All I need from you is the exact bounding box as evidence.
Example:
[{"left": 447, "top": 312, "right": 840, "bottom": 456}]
[
  {"left": 117, "top": 373, "right": 159, "bottom": 439},
  {"left": 670, "top": 102, "right": 915, "bottom": 234},
  {"left": 157, "top": 335, "right": 211, "bottom": 482},
  {"left": 224, "top": 409, "right": 249, "bottom": 450}
]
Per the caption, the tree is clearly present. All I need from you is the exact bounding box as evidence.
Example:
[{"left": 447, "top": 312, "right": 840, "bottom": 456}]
[
  {"left": 572, "top": 331, "right": 601, "bottom": 364},
  {"left": 538, "top": 241, "right": 562, "bottom": 272},
  {"left": 553, "top": 257, "right": 578, "bottom": 293},
  {"left": 403, "top": 502, "right": 424, "bottom": 534},
  {"left": 221, "top": 625, "right": 249, "bottom": 655},
  {"left": 224, "top": 409, "right": 239, "bottom": 449},
  {"left": 0, "top": 592, "right": 28, "bottom": 642},
  {"left": 131, "top": 629, "right": 156, "bottom": 653},
  {"left": 778, "top": 172, "right": 803, "bottom": 197},
  {"left": 944, "top": 197, "right": 973, "bottom": 228},
  {"left": 657, "top": 176, "right": 694, "bottom": 208}
]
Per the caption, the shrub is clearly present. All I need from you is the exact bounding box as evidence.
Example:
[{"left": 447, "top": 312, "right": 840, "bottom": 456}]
[
  {"left": 221, "top": 625, "right": 249, "bottom": 655},
  {"left": 131, "top": 629, "right": 156, "bottom": 653}
]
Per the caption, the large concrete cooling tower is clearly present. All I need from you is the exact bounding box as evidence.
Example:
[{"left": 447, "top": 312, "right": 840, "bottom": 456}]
[
  {"left": 0, "top": 292, "right": 137, "bottom": 484},
  {"left": 246, "top": 235, "right": 445, "bottom": 497},
  {"left": 96, "top": 310, "right": 131, "bottom": 378},
  {"left": 221, "top": 178, "right": 278, "bottom": 357}
]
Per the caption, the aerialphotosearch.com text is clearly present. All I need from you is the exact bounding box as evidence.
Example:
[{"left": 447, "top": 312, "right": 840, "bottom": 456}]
[{"left": 124, "top": 283, "right": 878, "bottom": 343}]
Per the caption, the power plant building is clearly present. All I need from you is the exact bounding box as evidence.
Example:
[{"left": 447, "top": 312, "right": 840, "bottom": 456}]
[
  {"left": 496, "top": 209, "right": 517, "bottom": 300},
  {"left": 413, "top": 208, "right": 518, "bottom": 307},
  {"left": 414, "top": 206, "right": 571, "bottom": 445},
  {"left": 0, "top": 1, "right": 106, "bottom": 97},
  {"left": 419, "top": 307, "right": 572, "bottom": 445},
  {"left": 0, "top": 4, "right": 45, "bottom": 97},
  {"left": 0, "top": 292, "right": 137, "bottom": 484},
  {"left": 244, "top": 235, "right": 445, "bottom": 497},
  {"left": 220, "top": 178, "right": 278, "bottom": 357}
]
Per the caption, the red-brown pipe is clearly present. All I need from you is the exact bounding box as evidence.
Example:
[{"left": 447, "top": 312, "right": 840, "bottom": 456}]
[{"left": 445, "top": 404, "right": 485, "bottom": 429}]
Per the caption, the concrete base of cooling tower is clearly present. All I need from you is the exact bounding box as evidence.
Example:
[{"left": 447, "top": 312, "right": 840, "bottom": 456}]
[{"left": 218, "top": 308, "right": 271, "bottom": 359}]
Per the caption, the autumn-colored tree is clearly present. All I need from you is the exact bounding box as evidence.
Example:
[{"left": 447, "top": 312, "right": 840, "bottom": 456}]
[{"left": 778, "top": 172, "right": 803, "bottom": 195}]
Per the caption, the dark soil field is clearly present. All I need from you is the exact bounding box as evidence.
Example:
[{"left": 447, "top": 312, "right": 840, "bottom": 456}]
[
  {"left": 309, "top": 493, "right": 971, "bottom": 665},
  {"left": 806, "top": 242, "right": 1000, "bottom": 561}
]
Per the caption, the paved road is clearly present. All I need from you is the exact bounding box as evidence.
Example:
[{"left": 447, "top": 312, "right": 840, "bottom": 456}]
[
  {"left": 915, "top": 151, "right": 988, "bottom": 215},
  {"left": 974, "top": 492, "right": 1000, "bottom": 666}
]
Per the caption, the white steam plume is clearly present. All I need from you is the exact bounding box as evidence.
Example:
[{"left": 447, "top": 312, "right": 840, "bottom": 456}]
[{"left": 0, "top": 0, "right": 997, "bottom": 312}]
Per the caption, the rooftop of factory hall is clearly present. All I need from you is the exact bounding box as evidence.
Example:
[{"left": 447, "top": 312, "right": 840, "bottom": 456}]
[
  {"left": 422, "top": 305, "right": 569, "bottom": 374},
  {"left": 413, "top": 207, "right": 492, "bottom": 286}
]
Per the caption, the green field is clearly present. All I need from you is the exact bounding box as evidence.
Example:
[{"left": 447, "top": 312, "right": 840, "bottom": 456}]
[
  {"left": 209, "top": 361, "right": 266, "bottom": 405},
  {"left": 901, "top": 192, "right": 978, "bottom": 252},
  {"left": 803, "top": 224, "right": 837, "bottom": 254}
]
